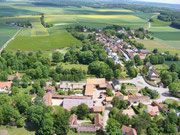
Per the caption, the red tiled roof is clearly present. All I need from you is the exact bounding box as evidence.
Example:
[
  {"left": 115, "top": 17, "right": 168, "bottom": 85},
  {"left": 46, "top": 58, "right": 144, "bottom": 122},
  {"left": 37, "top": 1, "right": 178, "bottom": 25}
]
[
  {"left": 69, "top": 114, "right": 78, "bottom": 125},
  {"left": 122, "top": 125, "right": 137, "bottom": 135},
  {"left": 92, "top": 106, "right": 105, "bottom": 112},
  {"left": 44, "top": 86, "right": 55, "bottom": 95},
  {"left": 0, "top": 82, "right": 11, "bottom": 88},
  {"left": 94, "top": 114, "right": 103, "bottom": 126},
  {"left": 43, "top": 92, "right": 52, "bottom": 106}
]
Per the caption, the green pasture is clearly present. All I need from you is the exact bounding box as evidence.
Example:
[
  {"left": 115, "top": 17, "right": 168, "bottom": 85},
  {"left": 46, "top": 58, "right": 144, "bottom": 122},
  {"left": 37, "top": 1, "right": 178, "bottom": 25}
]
[
  {"left": 151, "top": 32, "right": 180, "bottom": 41},
  {"left": 132, "top": 39, "right": 180, "bottom": 55},
  {"left": 151, "top": 16, "right": 171, "bottom": 27},
  {"left": 165, "top": 61, "right": 180, "bottom": 71},
  {"left": 0, "top": 23, "right": 19, "bottom": 48},
  {"left": 0, "top": 126, "right": 35, "bottom": 135}
]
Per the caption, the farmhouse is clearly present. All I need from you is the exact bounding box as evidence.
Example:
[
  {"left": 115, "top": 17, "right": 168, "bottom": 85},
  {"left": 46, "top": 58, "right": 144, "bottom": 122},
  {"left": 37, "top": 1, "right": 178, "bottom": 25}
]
[
  {"left": 69, "top": 114, "right": 103, "bottom": 133},
  {"left": 91, "top": 106, "right": 105, "bottom": 113},
  {"left": 148, "top": 68, "right": 159, "bottom": 81},
  {"left": 8, "top": 72, "right": 22, "bottom": 82},
  {"left": 0, "top": 82, "right": 11, "bottom": 91},
  {"left": 121, "top": 109, "right": 135, "bottom": 118},
  {"left": 152, "top": 101, "right": 169, "bottom": 113},
  {"left": 144, "top": 105, "right": 159, "bottom": 117},
  {"left": 43, "top": 86, "right": 55, "bottom": 95},
  {"left": 85, "top": 78, "right": 107, "bottom": 97},
  {"left": 121, "top": 125, "right": 137, "bottom": 135},
  {"left": 43, "top": 92, "right": 52, "bottom": 106},
  {"left": 63, "top": 99, "right": 93, "bottom": 110}
]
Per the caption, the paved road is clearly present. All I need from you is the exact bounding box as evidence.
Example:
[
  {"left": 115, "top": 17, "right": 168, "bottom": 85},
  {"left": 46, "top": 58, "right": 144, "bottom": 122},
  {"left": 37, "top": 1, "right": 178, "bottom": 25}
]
[
  {"left": 0, "top": 27, "right": 23, "bottom": 53},
  {"left": 120, "top": 48, "right": 130, "bottom": 61},
  {"left": 103, "top": 104, "right": 112, "bottom": 129},
  {"left": 119, "top": 75, "right": 180, "bottom": 102}
]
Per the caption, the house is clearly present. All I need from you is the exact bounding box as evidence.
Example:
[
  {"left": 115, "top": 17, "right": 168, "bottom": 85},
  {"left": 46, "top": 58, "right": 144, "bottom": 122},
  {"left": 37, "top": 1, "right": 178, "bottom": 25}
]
[
  {"left": 128, "top": 95, "right": 150, "bottom": 104},
  {"left": 70, "top": 114, "right": 103, "bottom": 134},
  {"left": 105, "top": 97, "right": 113, "bottom": 103},
  {"left": 121, "top": 109, "right": 135, "bottom": 118},
  {"left": 85, "top": 78, "right": 107, "bottom": 97},
  {"left": 63, "top": 99, "right": 93, "bottom": 110},
  {"left": 71, "top": 83, "right": 84, "bottom": 91},
  {"left": 43, "top": 92, "right": 52, "bottom": 106},
  {"left": 0, "top": 82, "right": 11, "bottom": 91},
  {"left": 69, "top": 114, "right": 78, "bottom": 126},
  {"left": 8, "top": 72, "right": 22, "bottom": 82},
  {"left": 59, "top": 82, "right": 70, "bottom": 91},
  {"left": 115, "top": 92, "right": 123, "bottom": 97},
  {"left": 139, "top": 53, "right": 146, "bottom": 60},
  {"left": 112, "top": 79, "right": 120, "bottom": 90},
  {"left": 152, "top": 101, "right": 169, "bottom": 113},
  {"left": 145, "top": 105, "right": 159, "bottom": 117},
  {"left": 146, "top": 62, "right": 153, "bottom": 70},
  {"left": 139, "top": 49, "right": 152, "bottom": 54},
  {"left": 148, "top": 68, "right": 159, "bottom": 81},
  {"left": 121, "top": 125, "right": 137, "bottom": 135},
  {"left": 43, "top": 86, "right": 55, "bottom": 95},
  {"left": 91, "top": 106, "right": 105, "bottom": 113}
]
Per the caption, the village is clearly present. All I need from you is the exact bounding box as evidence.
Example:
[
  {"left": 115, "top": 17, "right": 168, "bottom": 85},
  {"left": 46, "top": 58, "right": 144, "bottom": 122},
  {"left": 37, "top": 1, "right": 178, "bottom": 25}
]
[
  {"left": 0, "top": 26, "right": 179, "bottom": 135},
  {"left": 0, "top": 68, "right": 179, "bottom": 134}
]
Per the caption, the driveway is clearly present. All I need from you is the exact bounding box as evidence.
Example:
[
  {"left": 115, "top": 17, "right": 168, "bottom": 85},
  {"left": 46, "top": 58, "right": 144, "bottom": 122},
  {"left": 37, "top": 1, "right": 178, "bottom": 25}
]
[
  {"left": 119, "top": 75, "right": 180, "bottom": 102},
  {"left": 93, "top": 88, "right": 106, "bottom": 106},
  {"left": 103, "top": 104, "right": 112, "bottom": 129}
]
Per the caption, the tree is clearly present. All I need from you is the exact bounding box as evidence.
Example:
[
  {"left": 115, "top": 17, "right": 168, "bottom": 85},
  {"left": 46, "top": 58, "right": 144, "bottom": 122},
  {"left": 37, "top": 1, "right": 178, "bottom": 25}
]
[
  {"left": 114, "top": 69, "right": 121, "bottom": 79},
  {"left": 106, "top": 118, "right": 122, "bottom": 135},
  {"left": 153, "top": 48, "right": 158, "bottom": 54},
  {"left": 53, "top": 106, "right": 70, "bottom": 135},
  {"left": 169, "top": 82, "right": 179, "bottom": 96},
  {"left": 142, "top": 66, "right": 149, "bottom": 76},
  {"left": 52, "top": 52, "right": 63, "bottom": 63},
  {"left": 168, "top": 112, "right": 178, "bottom": 124},
  {"left": 11, "top": 86, "right": 19, "bottom": 96},
  {"left": 115, "top": 113, "right": 130, "bottom": 126},
  {"left": 112, "top": 97, "right": 128, "bottom": 109},
  {"left": 169, "top": 63, "right": 177, "bottom": 72},
  {"left": 37, "top": 114, "right": 55, "bottom": 135},
  {"left": 134, "top": 55, "right": 143, "bottom": 66},
  {"left": 0, "top": 71, "right": 8, "bottom": 81},
  {"left": 106, "top": 88, "right": 114, "bottom": 96},
  {"left": 26, "top": 105, "right": 44, "bottom": 128},
  {"left": 161, "top": 71, "right": 172, "bottom": 87},
  {"left": 127, "top": 67, "right": 138, "bottom": 78},
  {"left": 106, "top": 58, "right": 115, "bottom": 69},
  {"left": 77, "top": 103, "right": 89, "bottom": 119}
]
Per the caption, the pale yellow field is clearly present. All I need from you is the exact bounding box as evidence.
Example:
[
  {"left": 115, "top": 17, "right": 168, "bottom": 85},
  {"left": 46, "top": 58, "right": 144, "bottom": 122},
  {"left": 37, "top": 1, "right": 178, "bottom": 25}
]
[
  {"left": 31, "top": 22, "right": 49, "bottom": 36},
  {"left": 98, "top": 9, "right": 133, "bottom": 12},
  {"left": 78, "top": 15, "right": 140, "bottom": 19}
]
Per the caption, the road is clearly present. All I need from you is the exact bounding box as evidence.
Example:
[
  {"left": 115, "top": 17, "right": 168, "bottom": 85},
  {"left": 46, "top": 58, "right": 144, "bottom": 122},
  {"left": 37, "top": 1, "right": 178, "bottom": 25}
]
[
  {"left": 0, "top": 27, "right": 23, "bottom": 53},
  {"left": 103, "top": 104, "right": 112, "bottom": 129},
  {"left": 119, "top": 75, "right": 180, "bottom": 102},
  {"left": 120, "top": 48, "right": 130, "bottom": 61}
]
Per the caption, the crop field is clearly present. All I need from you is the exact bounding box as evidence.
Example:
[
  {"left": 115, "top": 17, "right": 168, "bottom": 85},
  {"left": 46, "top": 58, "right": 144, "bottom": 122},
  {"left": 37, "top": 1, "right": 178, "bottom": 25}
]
[
  {"left": 133, "top": 39, "right": 180, "bottom": 55},
  {"left": 0, "top": 23, "right": 19, "bottom": 48},
  {"left": 0, "top": 1, "right": 179, "bottom": 51}
]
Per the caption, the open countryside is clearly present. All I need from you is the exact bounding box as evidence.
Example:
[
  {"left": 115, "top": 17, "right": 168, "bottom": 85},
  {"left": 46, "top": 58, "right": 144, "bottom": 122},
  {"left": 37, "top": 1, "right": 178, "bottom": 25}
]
[{"left": 0, "top": 0, "right": 180, "bottom": 135}]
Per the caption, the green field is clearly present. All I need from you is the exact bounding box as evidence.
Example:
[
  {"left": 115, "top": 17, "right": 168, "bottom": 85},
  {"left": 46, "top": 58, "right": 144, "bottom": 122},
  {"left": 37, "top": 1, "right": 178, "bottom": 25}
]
[
  {"left": 0, "top": 126, "right": 35, "bottom": 135},
  {"left": 132, "top": 39, "right": 180, "bottom": 55},
  {"left": 165, "top": 61, "right": 180, "bottom": 71},
  {"left": 0, "top": 23, "right": 19, "bottom": 48},
  {"left": 151, "top": 32, "right": 180, "bottom": 41},
  {"left": 0, "top": 1, "right": 180, "bottom": 51}
]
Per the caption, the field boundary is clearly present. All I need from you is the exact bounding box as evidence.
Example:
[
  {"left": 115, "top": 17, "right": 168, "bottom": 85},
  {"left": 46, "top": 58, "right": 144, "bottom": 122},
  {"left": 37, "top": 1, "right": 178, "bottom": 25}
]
[{"left": 0, "top": 27, "right": 23, "bottom": 53}]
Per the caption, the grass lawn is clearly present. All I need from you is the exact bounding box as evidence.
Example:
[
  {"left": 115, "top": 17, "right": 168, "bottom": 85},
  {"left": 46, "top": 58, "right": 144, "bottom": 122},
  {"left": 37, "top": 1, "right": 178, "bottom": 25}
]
[
  {"left": 165, "top": 61, "right": 180, "bottom": 71},
  {"left": 165, "top": 99, "right": 180, "bottom": 106},
  {"left": 151, "top": 16, "right": 171, "bottom": 27},
  {"left": 59, "top": 62, "right": 88, "bottom": 71},
  {"left": 129, "top": 90, "right": 138, "bottom": 95},
  {"left": 0, "top": 126, "right": 35, "bottom": 135}
]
